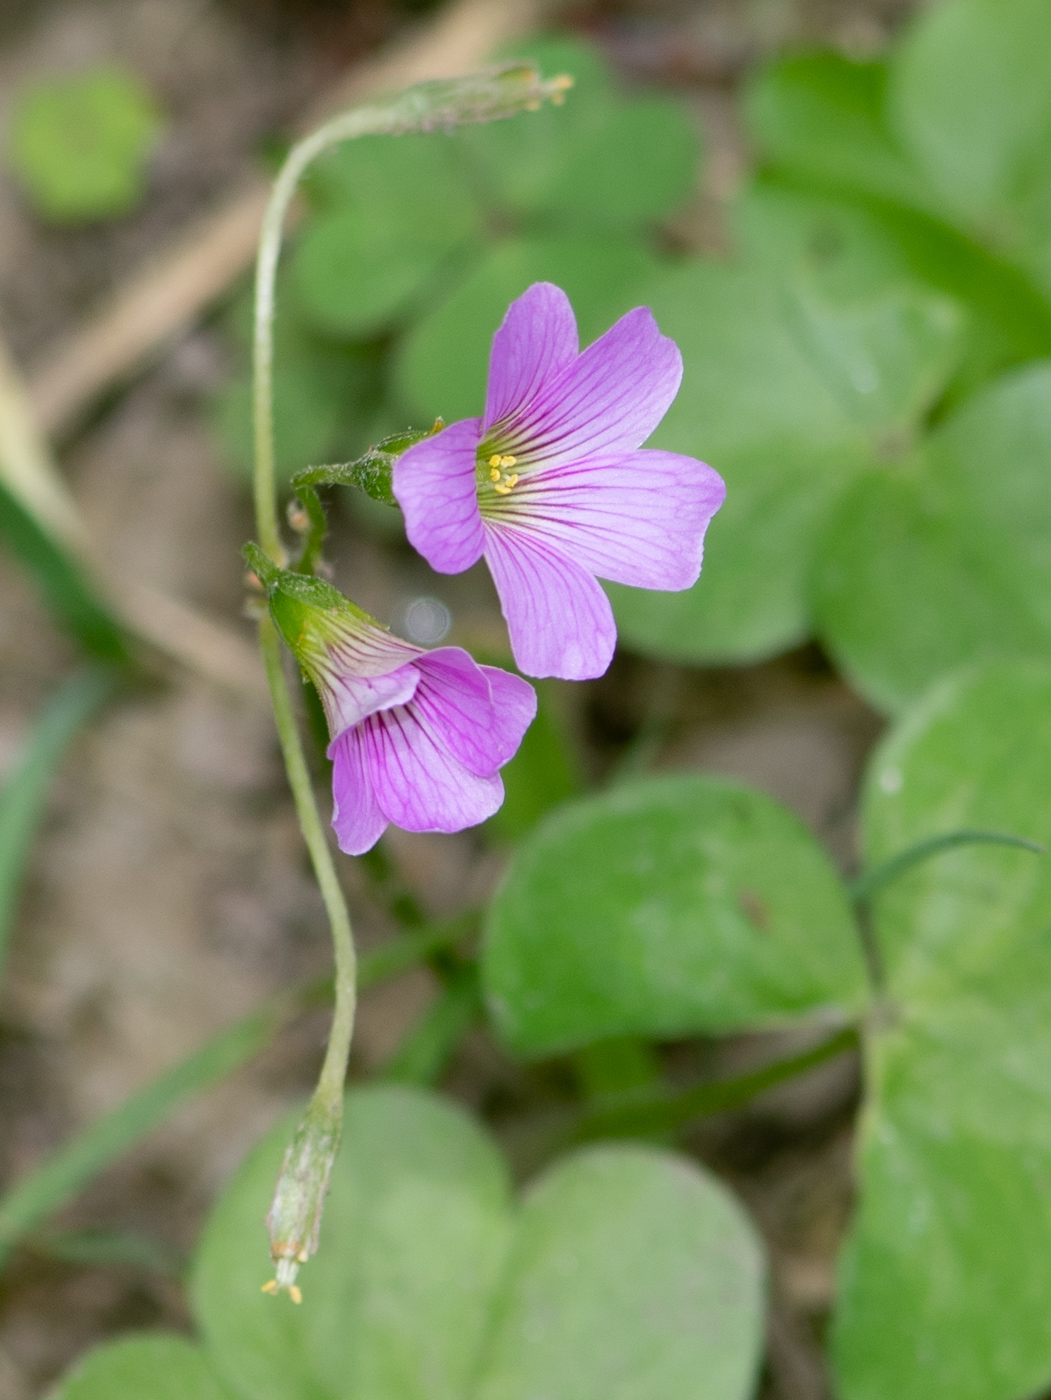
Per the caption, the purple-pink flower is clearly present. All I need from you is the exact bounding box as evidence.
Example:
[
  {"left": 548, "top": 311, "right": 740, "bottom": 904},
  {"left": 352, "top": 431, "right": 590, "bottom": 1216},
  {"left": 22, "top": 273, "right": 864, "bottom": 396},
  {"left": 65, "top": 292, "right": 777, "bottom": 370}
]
[
  {"left": 262, "top": 569, "right": 535, "bottom": 854},
  {"left": 393, "top": 282, "right": 725, "bottom": 680},
  {"left": 324, "top": 637, "right": 535, "bottom": 855}
]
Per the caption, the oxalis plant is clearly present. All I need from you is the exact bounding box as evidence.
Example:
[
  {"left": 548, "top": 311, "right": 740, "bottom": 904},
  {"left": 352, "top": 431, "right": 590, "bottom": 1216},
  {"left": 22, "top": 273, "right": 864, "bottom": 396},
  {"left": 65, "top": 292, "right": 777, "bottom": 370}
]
[{"left": 39, "top": 17, "right": 1051, "bottom": 1400}]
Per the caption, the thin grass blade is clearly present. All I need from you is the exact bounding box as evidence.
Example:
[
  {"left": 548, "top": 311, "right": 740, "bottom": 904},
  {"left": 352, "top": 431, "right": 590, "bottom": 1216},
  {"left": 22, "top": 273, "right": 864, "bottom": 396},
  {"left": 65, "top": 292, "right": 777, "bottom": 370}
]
[{"left": 0, "top": 668, "right": 116, "bottom": 981}]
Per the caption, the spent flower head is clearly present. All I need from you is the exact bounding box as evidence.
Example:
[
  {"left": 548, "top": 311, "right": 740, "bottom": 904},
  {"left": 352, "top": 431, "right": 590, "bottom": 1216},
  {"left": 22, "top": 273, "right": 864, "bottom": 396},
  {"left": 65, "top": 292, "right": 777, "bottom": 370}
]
[
  {"left": 246, "top": 546, "right": 535, "bottom": 854},
  {"left": 393, "top": 282, "right": 725, "bottom": 680}
]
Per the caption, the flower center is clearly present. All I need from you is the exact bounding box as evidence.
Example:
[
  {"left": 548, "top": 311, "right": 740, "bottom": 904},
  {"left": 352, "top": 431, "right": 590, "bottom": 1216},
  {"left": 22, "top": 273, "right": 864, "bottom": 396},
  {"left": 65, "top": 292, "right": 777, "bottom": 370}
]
[{"left": 486, "top": 453, "right": 519, "bottom": 495}]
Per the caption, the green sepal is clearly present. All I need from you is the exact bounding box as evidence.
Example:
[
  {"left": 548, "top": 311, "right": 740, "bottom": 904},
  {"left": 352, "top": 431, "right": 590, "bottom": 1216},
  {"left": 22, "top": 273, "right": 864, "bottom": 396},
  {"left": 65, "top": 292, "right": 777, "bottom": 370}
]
[
  {"left": 290, "top": 421, "right": 444, "bottom": 508},
  {"left": 289, "top": 483, "right": 327, "bottom": 576},
  {"left": 242, "top": 542, "right": 378, "bottom": 681}
]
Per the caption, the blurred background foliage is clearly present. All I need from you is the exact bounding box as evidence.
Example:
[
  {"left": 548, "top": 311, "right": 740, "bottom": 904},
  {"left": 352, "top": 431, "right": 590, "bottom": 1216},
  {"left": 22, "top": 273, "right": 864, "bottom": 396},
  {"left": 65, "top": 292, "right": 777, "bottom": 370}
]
[
  {"left": 9, "top": 3, "right": 1051, "bottom": 1400},
  {"left": 7, "top": 63, "right": 162, "bottom": 223}
]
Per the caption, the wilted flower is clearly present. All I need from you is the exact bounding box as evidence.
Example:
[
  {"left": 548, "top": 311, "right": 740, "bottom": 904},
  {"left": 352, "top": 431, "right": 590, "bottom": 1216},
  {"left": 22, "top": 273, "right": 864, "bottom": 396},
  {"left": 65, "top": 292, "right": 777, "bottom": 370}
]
[
  {"left": 393, "top": 281, "right": 725, "bottom": 680},
  {"left": 250, "top": 553, "right": 535, "bottom": 854}
]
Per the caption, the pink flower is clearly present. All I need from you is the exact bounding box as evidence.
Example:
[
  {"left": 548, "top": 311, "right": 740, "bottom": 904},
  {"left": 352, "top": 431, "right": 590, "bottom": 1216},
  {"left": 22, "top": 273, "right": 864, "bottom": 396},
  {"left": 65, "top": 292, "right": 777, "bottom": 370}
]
[
  {"left": 260, "top": 564, "right": 535, "bottom": 855},
  {"left": 393, "top": 282, "right": 725, "bottom": 680}
]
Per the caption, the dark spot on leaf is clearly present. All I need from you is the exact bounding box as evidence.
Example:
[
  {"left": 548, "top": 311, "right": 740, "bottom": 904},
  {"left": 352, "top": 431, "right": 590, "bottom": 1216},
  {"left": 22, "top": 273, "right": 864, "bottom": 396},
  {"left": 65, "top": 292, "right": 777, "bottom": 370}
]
[{"left": 738, "top": 889, "right": 770, "bottom": 931}]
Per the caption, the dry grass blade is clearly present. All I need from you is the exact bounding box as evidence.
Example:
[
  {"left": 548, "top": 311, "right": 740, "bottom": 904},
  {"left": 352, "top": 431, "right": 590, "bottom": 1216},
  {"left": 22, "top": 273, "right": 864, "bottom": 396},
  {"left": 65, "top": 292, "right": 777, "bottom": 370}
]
[{"left": 0, "top": 327, "right": 266, "bottom": 696}]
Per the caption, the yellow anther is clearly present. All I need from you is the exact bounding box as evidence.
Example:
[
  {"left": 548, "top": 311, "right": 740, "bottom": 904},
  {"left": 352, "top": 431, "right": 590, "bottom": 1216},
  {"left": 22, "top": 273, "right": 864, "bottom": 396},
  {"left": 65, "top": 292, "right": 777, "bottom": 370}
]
[
  {"left": 551, "top": 73, "right": 574, "bottom": 105},
  {"left": 493, "top": 481, "right": 513, "bottom": 495},
  {"left": 499, "top": 455, "right": 517, "bottom": 467},
  {"left": 489, "top": 466, "right": 501, "bottom": 481},
  {"left": 288, "top": 1285, "right": 303, "bottom": 1305},
  {"left": 488, "top": 454, "right": 502, "bottom": 468},
  {"left": 261, "top": 1280, "right": 279, "bottom": 1295},
  {"left": 506, "top": 474, "right": 519, "bottom": 488}
]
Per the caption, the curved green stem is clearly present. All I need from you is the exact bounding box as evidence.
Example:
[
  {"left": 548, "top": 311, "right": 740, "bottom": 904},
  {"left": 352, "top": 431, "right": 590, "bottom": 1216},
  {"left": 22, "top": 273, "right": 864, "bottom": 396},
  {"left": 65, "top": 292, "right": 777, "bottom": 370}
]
[
  {"left": 849, "top": 828, "right": 1044, "bottom": 907},
  {"left": 250, "top": 64, "right": 570, "bottom": 1289},
  {"left": 259, "top": 615, "right": 356, "bottom": 1108}
]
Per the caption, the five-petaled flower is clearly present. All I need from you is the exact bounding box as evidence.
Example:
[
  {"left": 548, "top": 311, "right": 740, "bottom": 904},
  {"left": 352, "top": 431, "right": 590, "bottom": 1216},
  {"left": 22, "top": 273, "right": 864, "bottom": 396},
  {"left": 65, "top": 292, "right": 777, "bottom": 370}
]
[
  {"left": 259, "top": 563, "right": 535, "bottom": 854},
  {"left": 393, "top": 281, "right": 725, "bottom": 680}
]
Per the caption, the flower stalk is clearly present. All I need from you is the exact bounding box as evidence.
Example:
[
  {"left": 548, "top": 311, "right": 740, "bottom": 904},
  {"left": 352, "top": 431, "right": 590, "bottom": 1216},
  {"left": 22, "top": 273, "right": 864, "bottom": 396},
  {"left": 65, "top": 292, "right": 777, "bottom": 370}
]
[{"left": 251, "top": 63, "right": 571, "bottom": 1297}]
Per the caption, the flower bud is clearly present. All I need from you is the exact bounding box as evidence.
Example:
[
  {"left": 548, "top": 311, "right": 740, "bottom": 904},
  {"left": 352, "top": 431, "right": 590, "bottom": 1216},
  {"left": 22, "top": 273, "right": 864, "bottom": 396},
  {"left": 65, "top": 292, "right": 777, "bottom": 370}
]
[{"left": 262, "top": 1092, "right": 342, "bottom": 1302}]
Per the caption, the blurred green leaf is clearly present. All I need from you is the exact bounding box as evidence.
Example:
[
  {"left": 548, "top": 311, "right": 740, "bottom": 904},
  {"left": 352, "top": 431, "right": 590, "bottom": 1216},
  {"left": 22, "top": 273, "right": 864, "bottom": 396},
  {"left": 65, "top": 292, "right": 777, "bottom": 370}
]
[
  {"left": 472, "top": 1145, "right": 764, "bottom": 1400},
  {"left": 305, "top": 128, "right": 480, "bottom": 223},
  {"left": 744, "top": 51, "right": 929, "bottom": 211},
  {"left": 192, "top": 1085, "right": 764, "bottom": 1400},
  {"left": 0, "top": 481, "right": 128, "bottom": 661},
  {"left": 293, "top": 206, "right": 480, "bottom": 338},
  {"left": 889, "top": 0, "right": 1051, "bottom": 240},
  {"left": 0, "top": 669, "right": 114, "bottom": 984},
  {"left": 291, "top": 131, "right": 485, "bottom": 340},
  {"left": 462, "top": 37, "right": 617, "bottom": 214},
  {"left": 213, "top": 326, "right": 384, "bottom": 485},
  {"left": 50, "top": 1334, "right": 237, "bottom": 1400},
  {"left": 292, "top": 189, "right": 481, "bottom": 338},
  {"left": 395, "top": 234, "right": 663, "bottom": 422},
  {"left": 7, "top": 64, "right": 161, "bottom": 223},
  {"left": 536, "top": 95, "right": 699, "bottom": 233},
  {"left": 607, "top": 256, "right": 871, "bottom": 664},
  {"left": 486, "top": 681, "right": 580, "bottom": 843},
  {"left": 465, "top": 36, "right": 699, "bottom": 234},
  {"left": 734, "top": 178, "right": 1051, "bottom": 404},
  {"left": 747, "top": 7, "right": 1051, "bottom": 305},
  {"left": 482, "top": 774, "right": 865, "bottom": 1057},
  {"left": 833, "top": 660, "right": 1051, "bottom": 1400},
  {"left": 813, "top": 362, "right": 1051, "bottom": 712},
  {"left": 193, "top": 1087, "right": 514, "bottom": 1400},
  {"left": 785, "top": 270, "right": 964, "bottom": 434}
]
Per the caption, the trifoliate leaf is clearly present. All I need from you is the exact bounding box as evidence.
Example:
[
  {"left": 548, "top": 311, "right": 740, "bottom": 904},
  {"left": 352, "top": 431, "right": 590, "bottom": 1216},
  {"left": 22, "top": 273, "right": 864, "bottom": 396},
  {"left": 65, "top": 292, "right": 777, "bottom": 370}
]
[
  {"left": 483, "top": 774, "right": 864, "bottom": 1056},
  {"left": 833, "top": 661, "right": 1051, "bottom": 1400},
  {"left": 7, "top": 64, "right": 160, "bottom": 222}
]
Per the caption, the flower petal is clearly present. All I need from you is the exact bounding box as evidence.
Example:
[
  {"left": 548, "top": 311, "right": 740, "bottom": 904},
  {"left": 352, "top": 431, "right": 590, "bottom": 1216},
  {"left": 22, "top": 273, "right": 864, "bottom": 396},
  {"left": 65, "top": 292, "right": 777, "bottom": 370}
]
[
  {"left": 360, "top": 704, "right": 505, "bottom": 833},
  {"left": 478, "top": 665, "right": 539, "bottom": 765},
  {"left": 483, "top": 282, "right": 579, "bottom": 433},
  {"left": 412, "top": 648, "right": 536, "bottom": 775},
  {"left": 393, "top": 417, "right": 485, "bottom": 574},
  {"left": 504, "top": 306, "right": 682, "bottom": 468},
  {"left": 483, "top": 522, "right": 617, "bottom": 680},
  {"left": 324, "top": 663, "right": 420, "bottom": 737},
  {"left": 328, "top": 727, "right": 389, "bottom": 855},
  {"left": 503, "top": 449, "right": 726, "bottom": 591}
]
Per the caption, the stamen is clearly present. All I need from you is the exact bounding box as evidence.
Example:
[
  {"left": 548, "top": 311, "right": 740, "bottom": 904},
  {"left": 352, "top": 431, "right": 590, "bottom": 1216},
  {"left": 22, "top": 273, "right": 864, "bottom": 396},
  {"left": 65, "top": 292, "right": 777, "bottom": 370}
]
[
  {"left": 551, "top": 73, "right": 574, "bottom": 106},
  {"left": 482, "top": 451, "right": 521, "bottom": 498},
  {"left": 262, "top": 1254, "right": 306, "bottom": 1303}
]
